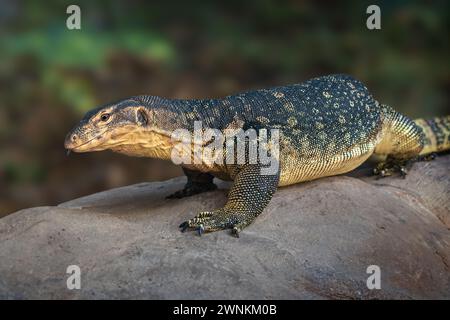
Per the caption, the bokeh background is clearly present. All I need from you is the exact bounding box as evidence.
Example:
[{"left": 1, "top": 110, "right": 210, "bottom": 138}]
[{"left": 0, "top": 0, "right": 449, "bottom": 216}]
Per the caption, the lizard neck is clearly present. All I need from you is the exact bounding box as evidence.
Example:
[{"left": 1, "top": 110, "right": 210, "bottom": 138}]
[{"left": 139, "top": 95, "right": 245, "bottom": 130}]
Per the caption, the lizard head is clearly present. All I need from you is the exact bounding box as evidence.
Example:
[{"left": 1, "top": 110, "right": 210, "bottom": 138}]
[
  {"left": 64, "top": 98, "right": 150, "bottom": 153},
  {"left": 64, "top": 96, "right": 189, "bottom": 156}
]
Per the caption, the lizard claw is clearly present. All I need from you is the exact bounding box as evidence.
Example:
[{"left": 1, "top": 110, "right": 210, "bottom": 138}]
[
  {"left": 179, "top": 221, "right": 189, "bottom": 232},
  {"left": 196, "top": 224, "right": 205, "bottom": 236},
  {"left": 400, "top": 167, "right": 408, "bottom": 178}
]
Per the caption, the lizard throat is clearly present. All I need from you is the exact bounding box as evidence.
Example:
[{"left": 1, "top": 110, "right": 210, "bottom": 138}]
[{"left": 108, "top": 127, "right": 175, "bottom": 160}]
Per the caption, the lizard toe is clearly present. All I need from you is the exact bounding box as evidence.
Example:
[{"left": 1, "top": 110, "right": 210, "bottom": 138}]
[{"left": 196, "top": 224, "right": 205, "bottom": 236}]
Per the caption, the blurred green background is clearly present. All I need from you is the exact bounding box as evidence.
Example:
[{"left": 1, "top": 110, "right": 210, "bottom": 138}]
[{"left": 0, "top": 0, "right": 449, "bottom": 216}]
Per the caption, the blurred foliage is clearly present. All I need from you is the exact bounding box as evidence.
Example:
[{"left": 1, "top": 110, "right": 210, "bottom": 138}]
[{"left": 0, "top": 0, "right": 449, "bottom": 215}]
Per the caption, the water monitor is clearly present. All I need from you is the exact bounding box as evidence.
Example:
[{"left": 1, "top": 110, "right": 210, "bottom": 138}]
[{"left": 64, "top": 74, "right": 450, "bottom": 237}]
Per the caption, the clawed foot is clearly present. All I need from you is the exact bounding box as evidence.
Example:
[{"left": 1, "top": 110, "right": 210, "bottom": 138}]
[
  {"left": 179, "top": 209, "right": 252, "bottom": 237},
  {"left": 373, "top": 157, "right": 412, "bottom": 178},
  {"left": 166, "top": 183, "right": 217, "bottom": 199},
  {"left": 373, "top": 153, "right": 437, "bottom": 179}
]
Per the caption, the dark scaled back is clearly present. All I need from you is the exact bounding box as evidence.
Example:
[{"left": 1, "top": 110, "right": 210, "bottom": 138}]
[{"left": 222, "top": 74, "right": 382, "bottom": 156}]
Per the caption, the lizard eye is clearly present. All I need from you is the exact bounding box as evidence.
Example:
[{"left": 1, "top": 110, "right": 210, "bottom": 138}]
[{"left": 100, "top": 113, "right": 110, "bottom": 122}]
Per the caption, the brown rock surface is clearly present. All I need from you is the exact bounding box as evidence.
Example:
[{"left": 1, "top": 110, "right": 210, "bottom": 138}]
[{"left": 0, "top": 156, "right": 449, "bottom": 299}]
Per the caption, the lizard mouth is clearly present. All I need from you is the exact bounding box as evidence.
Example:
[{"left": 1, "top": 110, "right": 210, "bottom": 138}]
[{"left": 65, "top": 130, "right": 108, "bottom": 152}]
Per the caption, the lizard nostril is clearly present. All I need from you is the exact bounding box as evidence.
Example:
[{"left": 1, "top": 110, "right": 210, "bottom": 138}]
[{"left": 71, "top": 134, "right": 78, "bottom": 142}]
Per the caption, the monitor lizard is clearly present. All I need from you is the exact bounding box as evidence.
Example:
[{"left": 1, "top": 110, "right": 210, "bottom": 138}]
[{"left": 64, "top": 74, "right": 450, "bottom": 237}]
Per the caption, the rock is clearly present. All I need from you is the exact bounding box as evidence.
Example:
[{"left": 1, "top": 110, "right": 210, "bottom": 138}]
[{"left": 0, "top": 156, "right": 449, "bottom": 299}]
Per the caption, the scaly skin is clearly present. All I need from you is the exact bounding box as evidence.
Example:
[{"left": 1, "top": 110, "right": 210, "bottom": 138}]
[{"left": 64, "top": 74, "right": 450, "bottom": 237}]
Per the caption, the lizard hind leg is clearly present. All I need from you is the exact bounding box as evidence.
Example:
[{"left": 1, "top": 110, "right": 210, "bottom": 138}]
[{"left": 373, "top": 105, "right": 425, "bottom": 178}]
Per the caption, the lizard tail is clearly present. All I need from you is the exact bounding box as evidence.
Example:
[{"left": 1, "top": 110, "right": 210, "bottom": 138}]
[{"left": 414, "top": 116, "right": 450, "bottom": 155}]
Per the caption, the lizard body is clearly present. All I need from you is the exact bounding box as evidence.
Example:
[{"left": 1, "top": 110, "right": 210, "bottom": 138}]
[{"left": 65, "top": 74, "right": 450, "bottom": 236}]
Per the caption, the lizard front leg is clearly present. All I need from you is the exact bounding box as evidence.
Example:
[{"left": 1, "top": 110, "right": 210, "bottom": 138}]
[
  {"left": 179, "top": 164, "right": 280, "bottom": 237},
  {"left": 167, "top": 167, "right": 217, "bottom": 199}
]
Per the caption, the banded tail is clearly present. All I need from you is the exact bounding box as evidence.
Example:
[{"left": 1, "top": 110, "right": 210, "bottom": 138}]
[{"left": 414, "top": 116, "right": 450, "bottom": 155}]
